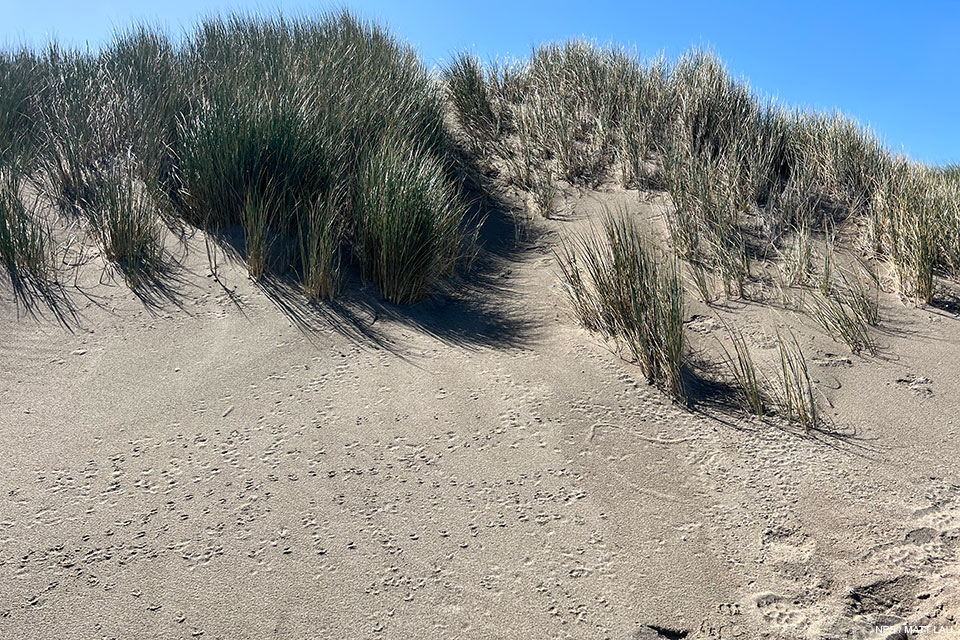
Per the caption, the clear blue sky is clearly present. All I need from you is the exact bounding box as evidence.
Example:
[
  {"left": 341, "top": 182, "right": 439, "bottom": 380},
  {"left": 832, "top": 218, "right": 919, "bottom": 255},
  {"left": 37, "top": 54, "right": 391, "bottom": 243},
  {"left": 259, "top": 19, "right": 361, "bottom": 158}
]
[{"left": 3, "top": 0, "right": 958, "bottom": 165}]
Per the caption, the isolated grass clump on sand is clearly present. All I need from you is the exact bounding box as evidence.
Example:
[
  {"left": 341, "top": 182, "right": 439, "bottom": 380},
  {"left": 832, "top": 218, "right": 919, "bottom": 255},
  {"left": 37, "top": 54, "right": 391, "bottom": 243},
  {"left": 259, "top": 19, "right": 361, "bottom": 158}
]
[
  {"left": 716, "top": 325, "right": 821, "bottom": 428},
  {"left": 774, "top": 332, "right": 818, "bottom": 431},
  {"left": 0, "top": 11, "right": 473, "bottom": 304},
  {"left": 557, "top": 213, "right": 687, "bottom": 400},
  {"left": 805, "top": 262, "right": 880, "bottom": 355},
  {"left": 717, "top": 325, "right": 765, "bottom": 417}
]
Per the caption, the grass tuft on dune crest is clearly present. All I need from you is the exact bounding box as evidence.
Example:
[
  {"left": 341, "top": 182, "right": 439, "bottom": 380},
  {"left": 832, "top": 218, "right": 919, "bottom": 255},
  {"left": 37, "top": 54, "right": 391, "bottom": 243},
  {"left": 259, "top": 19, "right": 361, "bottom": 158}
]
[
  {"left": 446, "top": 43, "right": 960, "bottom": 307},
  {"left": 0, "top": 11, "right": 473, "bottom": 304}
]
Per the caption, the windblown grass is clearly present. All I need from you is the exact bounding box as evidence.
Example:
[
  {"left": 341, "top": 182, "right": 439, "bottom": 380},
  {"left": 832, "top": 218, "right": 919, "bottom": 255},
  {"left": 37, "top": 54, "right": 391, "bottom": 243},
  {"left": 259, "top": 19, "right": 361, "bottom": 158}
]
[
  {"left": 774, "top": 332, "right": 818, "bottom": 431},
  {"left": 0, "top": 11, "right": 474, "bottom": 304},
  {"left": 717, "top": 323, "right": 765, "bottom": 417},
  {"left": 807, "top": 290, "right": 877, "bottom": 355},
  {"left": 839, "top": 262, "right": 880, "bottom": 327},
  {"left": 445, "top": 43, "right": 960, "bottom": 305},
  {"left": 556, "top": 212, "right": 687, "bottom": 400},
  {"left": 0, "top": 159, "right": 54, "bottom": 285},
  {"left": 714, "top": 326, "right": 822, "bottom": 428}
]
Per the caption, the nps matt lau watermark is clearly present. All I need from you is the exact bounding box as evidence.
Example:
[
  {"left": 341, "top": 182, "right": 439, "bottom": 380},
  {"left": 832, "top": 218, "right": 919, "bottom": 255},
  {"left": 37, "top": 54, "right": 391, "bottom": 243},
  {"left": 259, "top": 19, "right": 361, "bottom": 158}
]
[{"left": 876, "top": 623, "right": 960, "bottom": 636}]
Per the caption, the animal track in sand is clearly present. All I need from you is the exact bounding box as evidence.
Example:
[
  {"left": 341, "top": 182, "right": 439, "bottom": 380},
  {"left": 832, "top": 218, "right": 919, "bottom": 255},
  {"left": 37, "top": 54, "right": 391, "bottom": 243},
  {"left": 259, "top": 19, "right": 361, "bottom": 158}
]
[
  {"left": 895, "top": 373, "right": 934, "bottom": 397},
  {"left": 812, "top": 353, "right": 854, "bottom": 368},
  {"left": 6, "top": 208, "right": 960, "bottom": 639}
]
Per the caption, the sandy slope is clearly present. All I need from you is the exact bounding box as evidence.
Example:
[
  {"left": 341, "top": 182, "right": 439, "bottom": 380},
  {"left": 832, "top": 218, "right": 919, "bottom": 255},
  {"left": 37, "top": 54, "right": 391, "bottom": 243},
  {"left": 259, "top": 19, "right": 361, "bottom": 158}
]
[{"left": 1, "top": 187, "right": 959, "bottom": 640}]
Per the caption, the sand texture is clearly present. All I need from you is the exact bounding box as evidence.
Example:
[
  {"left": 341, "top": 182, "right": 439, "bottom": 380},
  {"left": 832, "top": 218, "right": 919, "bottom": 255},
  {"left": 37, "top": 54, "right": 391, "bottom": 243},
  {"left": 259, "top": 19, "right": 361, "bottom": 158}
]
[{"left": 2, "top": 186, "right": 959, "bottom": 639}]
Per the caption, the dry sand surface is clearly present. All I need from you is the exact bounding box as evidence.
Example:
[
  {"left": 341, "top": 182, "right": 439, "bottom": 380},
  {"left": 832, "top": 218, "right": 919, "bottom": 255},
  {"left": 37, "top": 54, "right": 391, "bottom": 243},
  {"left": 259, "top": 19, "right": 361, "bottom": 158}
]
[{"left": 2, "top": 186, "right": 960, "bottom": 639}]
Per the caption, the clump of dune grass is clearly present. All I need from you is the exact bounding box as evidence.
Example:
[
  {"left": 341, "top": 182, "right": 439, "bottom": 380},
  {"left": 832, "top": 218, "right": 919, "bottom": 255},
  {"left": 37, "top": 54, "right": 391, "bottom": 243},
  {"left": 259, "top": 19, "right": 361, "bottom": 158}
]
[
  {"left": 0, "top": 50, "right": 42, "bottom": 165},
  {"left": 176, "top": 88, "right": 322, "bottom": 231},
  {"left": 443, "top": 53, "right": 500, "bottom": 155},
  {"left": 530, "top": 169, "right": 557, "bottom": 217},
  {"left": 663, "top": 136, "right": 751, "bottom": 296},
  {"left": 353, "top": 141, "right": 464, "bottom": 304},
  {"left": 780, "top": 236, "right": 880, "bottom": 354},
  {"left": 807, "top": 289, "right": 876, "bottom": 355},
  {"left": 239, "top": 182, "right": 281, "bottom": 279},
  {"left": 33, "top": 46, "right": 103, "bottom": 211},
  {"left": 446, "top": 42, "right": 960, "bottom": 311},
  {"left": 86, "top": 157, "right": 164, "bottom": 284},
  {"left": 447, "top": 42, "right": 673, "bottom": 190},
  {"left": 0, "top": 11, "right": 475, "bottom": 303},
  {"left": 812, "top": 257, "right": 880, "bottom": 354},
  {"left": 714, "top": 325, "right": 823, "bottom": 429},
  {"left": 839, "top": 262, "right": 880, "bottom": 327},
  {"left": 717, "top": 323, "right": 765, "bottom": 417},
  {"left": 98, "top": 26, "right": 187, "bottom": 189},
  {"left": 871, "top": 159, "right": 951, "bottom": 304},
  {"left": 774, "top": 332, "right": 818, "bottom": 430},
  {"left": 175, "top": 12, "right": 464, "bottom": 299},
  {"left": 556, "top": 212, "right": 687, "bottom": 400},
  {"left": 0, "top": 160, "right": 54, "bottom": 284},
  {"left": 297, "top": 191, "right": 342, "bottom": 301},
  {"left": 686, "top": 258, "right": 713, "bottom": 304}
]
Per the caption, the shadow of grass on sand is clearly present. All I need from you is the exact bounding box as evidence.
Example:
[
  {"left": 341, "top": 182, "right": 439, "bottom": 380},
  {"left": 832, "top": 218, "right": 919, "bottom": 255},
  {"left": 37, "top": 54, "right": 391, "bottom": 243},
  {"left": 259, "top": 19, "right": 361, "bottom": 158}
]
[
  {"left": 675, "top": 356, "right": 882, "bottom": 459},
  {"left": 153, "top": 161, "right": 545, "bottom": 354},
  {"left": 1, "top": 268, "right": 79, "bottom": 328},
  {"left": 4, "top": 171, "right": 544, "bottom": 362},
  {"left": 2, "top": 235, "right": 198, "bottom": 329},
  {"left": 250, "top": 186, "right": 545, "bottom": 353}
]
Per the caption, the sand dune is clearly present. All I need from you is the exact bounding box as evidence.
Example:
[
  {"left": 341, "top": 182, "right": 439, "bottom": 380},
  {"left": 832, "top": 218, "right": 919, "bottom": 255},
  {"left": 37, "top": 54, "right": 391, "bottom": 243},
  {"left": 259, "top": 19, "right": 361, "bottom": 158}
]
[{"left": 2, "top": 186, "right": 958, "bottom": 640}]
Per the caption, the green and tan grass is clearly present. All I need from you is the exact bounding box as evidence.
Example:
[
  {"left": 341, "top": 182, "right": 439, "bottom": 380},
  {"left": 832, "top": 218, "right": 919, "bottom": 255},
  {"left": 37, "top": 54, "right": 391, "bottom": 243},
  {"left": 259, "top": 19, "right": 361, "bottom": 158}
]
[
  {"left": 0, "top": 11, "right": 474, "bottom": 305},
  {"left": 556, "top": 211, "right": 687, "bottom": 400}
]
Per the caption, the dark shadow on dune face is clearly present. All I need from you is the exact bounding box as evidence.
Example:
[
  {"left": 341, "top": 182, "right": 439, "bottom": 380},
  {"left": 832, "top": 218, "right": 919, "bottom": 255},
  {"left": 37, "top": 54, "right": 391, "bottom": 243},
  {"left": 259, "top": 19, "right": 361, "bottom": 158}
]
[
  {"left": 682, "top": 354, "right": 881, "bottom": 458},
  {"left": 633, "top": 624, "right": 689, "bottom": 640},
  {"left": 112, "top": 256, "right": 191, "bottom": 314},
  {"left": 683, "top": 360, "right": 743, "bottom": 415},
  {"left": 1, "top": 269, "right": 79, "bottom": 328},
  {"left": 3, "top": 132, "right": 549, "bottom": 351},
  {"left": 930, "top": 287, "right": 960, "bottom": 317},
  {"left": 805, "top": 421, "right": 884, "bottom": 460},
  {"left": 251, "top": 176, "right": 545, "bottom": 353},
  {"left": 2, "top": 234, "right": 209, "bottom": 335}
]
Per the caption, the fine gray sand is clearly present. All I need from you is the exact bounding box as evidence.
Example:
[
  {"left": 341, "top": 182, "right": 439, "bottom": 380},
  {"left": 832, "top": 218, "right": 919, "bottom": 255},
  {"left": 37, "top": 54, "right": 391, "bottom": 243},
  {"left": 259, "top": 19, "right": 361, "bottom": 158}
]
[{"left": 2, "top": 186, "right": 959, "bottom": 639}]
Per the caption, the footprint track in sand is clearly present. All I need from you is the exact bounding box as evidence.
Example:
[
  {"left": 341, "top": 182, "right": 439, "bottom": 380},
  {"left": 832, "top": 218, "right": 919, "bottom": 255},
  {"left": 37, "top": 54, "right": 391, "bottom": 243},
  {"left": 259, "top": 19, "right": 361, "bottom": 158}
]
[{"left": 5, "top": 193, "right": 960, "bottom": 638}]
